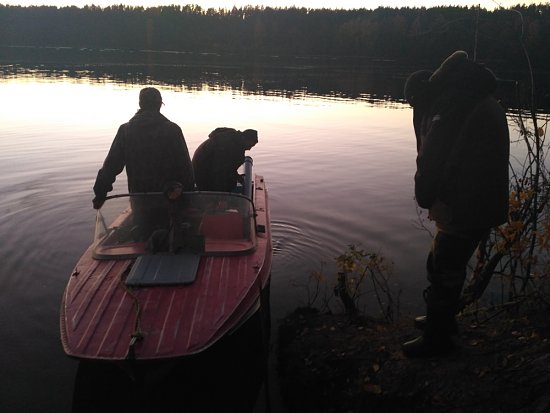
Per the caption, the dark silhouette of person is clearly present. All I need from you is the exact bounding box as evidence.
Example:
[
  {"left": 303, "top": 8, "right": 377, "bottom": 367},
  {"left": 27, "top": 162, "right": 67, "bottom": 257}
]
[
  {"left": 403, "top": 51, "right": 510, "bottom": 357},
  {"left": 192, "top": 127, "right": 258, "bottom": 192},
  {"left": 404, "top": 69, "right": 433, "bottom": 153},
  {"left": 92, "top": 87, "right": 195, "bottom": 209}
]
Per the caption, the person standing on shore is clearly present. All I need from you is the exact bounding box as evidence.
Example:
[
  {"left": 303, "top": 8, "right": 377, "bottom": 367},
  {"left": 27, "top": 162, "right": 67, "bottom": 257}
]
[{"left": 403, "top": 51, "right": 510, "bottom": 357}]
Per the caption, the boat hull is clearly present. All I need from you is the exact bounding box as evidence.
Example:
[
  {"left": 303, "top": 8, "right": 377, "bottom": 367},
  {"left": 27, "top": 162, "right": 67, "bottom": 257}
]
[
  {"left": 60, "top": 175, "right": 272, "bottom": 361},
  {"left": 71, "top": 300, "right": 271, "bottom": 411}
]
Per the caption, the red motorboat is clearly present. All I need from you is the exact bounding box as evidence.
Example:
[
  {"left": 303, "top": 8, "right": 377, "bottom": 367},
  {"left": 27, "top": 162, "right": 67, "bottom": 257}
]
[{"left": 60, "top": 158, "right": 272, "bottom": 361}]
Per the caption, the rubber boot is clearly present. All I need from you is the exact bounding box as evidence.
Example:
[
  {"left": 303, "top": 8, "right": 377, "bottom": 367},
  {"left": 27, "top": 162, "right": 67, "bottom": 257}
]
[
  {"left": 402, "top": 285, "right": 459, "bottom": 358},
  {"left": 414, "top": 315, "right": 458, "bottom": 334},
  {"left": 413, "top": 285, "right": 458, "bottom": 333},
  {"left": 402, "top": 319, "right": 455, "bottom": 358},
  {"left": 402, "top": 333, "right": 455, "bottom": 358}
]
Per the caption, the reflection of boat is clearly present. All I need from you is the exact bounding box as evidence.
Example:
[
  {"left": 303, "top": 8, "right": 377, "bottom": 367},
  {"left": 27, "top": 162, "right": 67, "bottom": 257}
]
[{"left": 60, "top": 157, "right": 272, "bottom": 362}]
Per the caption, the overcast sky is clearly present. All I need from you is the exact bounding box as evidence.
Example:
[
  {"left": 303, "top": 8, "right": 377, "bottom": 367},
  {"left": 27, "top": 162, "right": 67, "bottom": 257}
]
[{"left": 1, "top": 0, "right": 540, "bottom": 10}]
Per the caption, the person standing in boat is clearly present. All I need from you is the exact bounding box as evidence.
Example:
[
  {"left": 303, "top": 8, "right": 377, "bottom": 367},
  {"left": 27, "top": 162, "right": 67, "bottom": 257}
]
[
  {"left": 402, "top": 51, "right": 510, "bottom": 357},
  {"left": 92, "top": 86, "right": 195, "bottom": 209},
  {"left": 192, "top": 127, "right": 258, "bottom": 192}
]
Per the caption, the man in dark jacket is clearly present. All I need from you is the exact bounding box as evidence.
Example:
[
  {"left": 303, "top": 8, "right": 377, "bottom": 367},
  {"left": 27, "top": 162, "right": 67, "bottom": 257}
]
[
  {"left": 92, "top": 87, "right": 195, "bottom": 209},
  {"left": 403, "top": 51, "right": 510, "bottom": 357},
  {"left": 192, "top": 127, "right": 258, "bottom": 192}
]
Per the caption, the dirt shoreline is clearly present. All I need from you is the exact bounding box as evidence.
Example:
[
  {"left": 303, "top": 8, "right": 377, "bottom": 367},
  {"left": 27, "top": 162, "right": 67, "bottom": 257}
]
[{"left": 276, "top": 307, "right": 550, "bottom": 413}]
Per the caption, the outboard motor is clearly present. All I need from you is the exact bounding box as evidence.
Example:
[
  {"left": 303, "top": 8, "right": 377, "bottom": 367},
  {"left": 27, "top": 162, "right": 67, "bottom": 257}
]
[{"left": 243, "top": 156, "right": 253, "bottom": 198}]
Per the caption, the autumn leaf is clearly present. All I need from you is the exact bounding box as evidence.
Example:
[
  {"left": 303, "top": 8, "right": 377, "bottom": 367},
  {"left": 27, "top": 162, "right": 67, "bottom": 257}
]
[{"left": 363, "top": 383, "right": 382, "bottom": 394}]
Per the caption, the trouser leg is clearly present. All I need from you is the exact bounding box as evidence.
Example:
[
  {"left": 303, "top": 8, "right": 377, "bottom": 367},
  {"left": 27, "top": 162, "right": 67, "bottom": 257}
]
[
  {"left": 403, "top": 229, "right": 487, "bottom": 357},
  {"left": 428, "top": 229, "right": 487, "bottom": 327}
]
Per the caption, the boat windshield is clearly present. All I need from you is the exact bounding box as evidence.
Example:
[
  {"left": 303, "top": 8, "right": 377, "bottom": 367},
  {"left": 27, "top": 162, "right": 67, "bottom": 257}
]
[{"left": 93, "top": 192, "right": 256, "bottom": 259}]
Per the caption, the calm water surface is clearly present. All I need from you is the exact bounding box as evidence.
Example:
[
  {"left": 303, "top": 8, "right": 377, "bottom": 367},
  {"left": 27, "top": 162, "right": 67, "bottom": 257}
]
[{"left": 0, "top": 72, "right": 494, "bottom": 411}]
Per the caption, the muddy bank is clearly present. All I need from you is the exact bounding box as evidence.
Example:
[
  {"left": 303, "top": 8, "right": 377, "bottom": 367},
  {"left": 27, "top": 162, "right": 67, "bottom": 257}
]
[{"left": 276, "top": 307, "right": 550, "bottom": 413}]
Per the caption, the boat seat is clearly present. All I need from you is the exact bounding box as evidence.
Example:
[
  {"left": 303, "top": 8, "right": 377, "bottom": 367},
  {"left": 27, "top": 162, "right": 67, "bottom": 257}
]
[{"left": 199, "top": 211, "right": 244, "bottom": 240}]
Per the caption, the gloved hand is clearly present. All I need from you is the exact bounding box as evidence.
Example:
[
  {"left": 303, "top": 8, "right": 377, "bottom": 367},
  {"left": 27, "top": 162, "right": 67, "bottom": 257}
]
[
  {"left": 92, "top": 195, "right": 106, "bottom": 210},
  {"left": 163, "top": 181, "right": 183, "bottom": 200}
]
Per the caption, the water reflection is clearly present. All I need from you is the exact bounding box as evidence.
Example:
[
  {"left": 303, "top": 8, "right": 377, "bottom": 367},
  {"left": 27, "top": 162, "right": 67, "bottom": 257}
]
[
  {"left": 0, "top": 45, "right": 418, "bottom": 105},
  {"left": 3, "top": 45, "right": 546, "bottom": 111}
]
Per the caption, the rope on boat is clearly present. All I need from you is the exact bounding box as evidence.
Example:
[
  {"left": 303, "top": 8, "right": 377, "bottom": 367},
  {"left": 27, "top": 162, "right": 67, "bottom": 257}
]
[{"left": 120, "top": 269, "right": 144, "bottom": 360}]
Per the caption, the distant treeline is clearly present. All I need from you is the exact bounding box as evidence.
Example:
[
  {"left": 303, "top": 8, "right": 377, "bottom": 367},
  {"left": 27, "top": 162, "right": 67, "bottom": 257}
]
[{"left": 1, "top": 4, "right": 549, "bottom": 73}]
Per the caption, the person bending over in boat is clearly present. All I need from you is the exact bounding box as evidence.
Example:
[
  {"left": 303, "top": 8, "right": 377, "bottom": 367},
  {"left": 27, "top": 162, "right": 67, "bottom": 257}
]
[
  {"left": 402, "top": 51, "right": 509, "bottom": 358},
  {"left": 92, "top": 87, "right": 195, "bottom": 210},
  {"left": 192, "top": 127, "right": 258, "bottom": 192}
]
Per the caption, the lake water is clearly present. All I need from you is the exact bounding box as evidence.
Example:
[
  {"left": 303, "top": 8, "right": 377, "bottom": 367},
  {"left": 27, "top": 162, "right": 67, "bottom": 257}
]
[{"left": 0, "top": 65, "right": 524, "bottom": 412}]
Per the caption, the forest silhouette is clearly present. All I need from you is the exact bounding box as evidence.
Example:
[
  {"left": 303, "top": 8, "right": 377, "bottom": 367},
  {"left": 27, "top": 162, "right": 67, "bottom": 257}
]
[
  {"left": 1, "top": 4, "right": 549, "bottom": 109},
  {"left": 1, "top": 4, "right": 549, "bottom": 73}
]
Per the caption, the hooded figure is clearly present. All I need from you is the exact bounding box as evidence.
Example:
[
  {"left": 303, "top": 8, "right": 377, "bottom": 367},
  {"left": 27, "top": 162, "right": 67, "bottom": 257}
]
[
  {"left": 404, "top": 69, "right": 434, "bottom": 152},
  {"left": 414, "top": 50, "right": 509, "bottom": 230},
  {"left": 92, "top": 87, "right": 195, "bottom": 209},
  {"left": 402, "top": 51, "right": 510, "bottom": 358},
  {"left": 192, "top": 127, "right": 258, "bottom": 192}
]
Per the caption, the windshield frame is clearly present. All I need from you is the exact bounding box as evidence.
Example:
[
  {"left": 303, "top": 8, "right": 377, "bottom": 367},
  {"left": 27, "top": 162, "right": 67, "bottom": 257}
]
[{"left": 92, "top": 191, "right": 257, "bottom": 259}]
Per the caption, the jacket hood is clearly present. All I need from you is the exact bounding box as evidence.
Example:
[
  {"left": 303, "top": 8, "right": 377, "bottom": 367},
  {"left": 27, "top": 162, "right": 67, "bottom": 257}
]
[
  {"left": 429, "top": 50, "right": 497, "bottom": 97},
  {"left": 208, "top": 127, "right": 237, "bottom": 141},
  {"left": 207, "top": 127, "right": 258, "bottom": 150},
  {"left": 404, "top": 69, "right": 433, "bottom": 108},
  {"left": 208, "top": 127, "right": 246, "bottom": 148}
]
